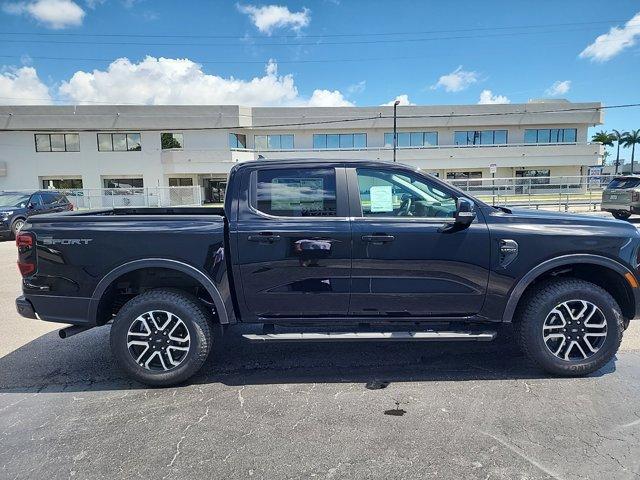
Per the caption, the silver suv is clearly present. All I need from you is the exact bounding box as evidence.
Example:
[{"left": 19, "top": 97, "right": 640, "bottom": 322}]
[{"left": 601, "top": 176, "right": 640, "bottom": 220}]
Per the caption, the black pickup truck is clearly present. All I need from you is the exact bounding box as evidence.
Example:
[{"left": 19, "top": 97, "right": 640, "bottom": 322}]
[{"left": 15, "top": 159, "right": 640, "bottom": 385}]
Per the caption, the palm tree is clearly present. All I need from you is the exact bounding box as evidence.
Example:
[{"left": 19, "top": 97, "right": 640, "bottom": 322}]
[
  {"left": 591, "top": 130, "right": 615, "bottom": 147},
  {"left": 612, "top": 129, "right": 624, "bottom": 174},
  {"left": 592, "top": 131, "right": 616, "bottom": 170},
  {"left": 622, "top": 130, "right": 640, "bottom": 174}
]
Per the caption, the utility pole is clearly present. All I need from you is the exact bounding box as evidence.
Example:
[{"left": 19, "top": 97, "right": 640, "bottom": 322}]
[{"left": 393, "top": 99, "right": 400, "bottom": 162}]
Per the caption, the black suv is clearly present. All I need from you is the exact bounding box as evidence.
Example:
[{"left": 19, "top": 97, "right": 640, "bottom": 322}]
[{"left": 0, "top": 190, "right": 73, "bottom": 238}]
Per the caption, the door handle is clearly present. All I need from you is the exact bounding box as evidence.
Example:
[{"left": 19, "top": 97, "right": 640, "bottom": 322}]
[
  {"left": 248, "top": 233, "right": 281, "bottom": 243},
  {"left": 361, "top": 235, "right": 395, "bottom": 244}
]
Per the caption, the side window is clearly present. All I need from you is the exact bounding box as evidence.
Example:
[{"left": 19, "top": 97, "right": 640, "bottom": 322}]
[
  {"left": 255, "top": 168, "right": 337, "bottom": 217},
  {"left": 356, "top": 168, "right": 457, "bottom": 218},
  {"left": 30, "top": 194, "right": 43, "bottom": 206},
  {"left": 42, "top": 193, "right": 57, "bottom": 205}
]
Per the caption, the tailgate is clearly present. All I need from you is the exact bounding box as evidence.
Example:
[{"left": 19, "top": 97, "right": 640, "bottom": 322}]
[{"left": 603, "top": 189, "right": 634, "bottom": 204}]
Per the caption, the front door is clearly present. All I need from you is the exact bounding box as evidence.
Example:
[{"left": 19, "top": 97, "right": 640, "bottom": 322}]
[
  {"left": 235, "top": 166, "right": 351, "bottom": 320},
  {"left": 348, "top": 166, "right": 491, "bottom": 317}
]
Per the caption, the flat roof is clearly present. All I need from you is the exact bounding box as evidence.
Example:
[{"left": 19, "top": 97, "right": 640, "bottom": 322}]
[{"left": 0, "top": 101, "right": 604, "bottom": 131}]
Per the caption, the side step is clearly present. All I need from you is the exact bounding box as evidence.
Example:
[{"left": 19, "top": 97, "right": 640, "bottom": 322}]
[{"left": 242, "top": 331, "right": 496, "bottom": 342}]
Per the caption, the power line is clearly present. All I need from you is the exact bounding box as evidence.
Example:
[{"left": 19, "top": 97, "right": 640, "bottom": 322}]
[
  {"left": 0, "top": 19, "right": 623, "bottom": 40},
  {"left": 0, "top": 52, "right": 457, "bottom": 65},
  {"left": 0, "top": 25, "right": 609, "bottom": 47},
  {"left": 0, "top": 103, "right": 635, "bottom": 132}
]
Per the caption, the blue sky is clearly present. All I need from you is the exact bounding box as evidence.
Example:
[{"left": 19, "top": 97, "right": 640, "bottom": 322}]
[{"left": 0, "top": 0, "right": 639, "bottom": 136}]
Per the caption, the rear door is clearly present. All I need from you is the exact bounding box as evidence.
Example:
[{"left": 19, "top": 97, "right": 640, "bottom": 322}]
[
  {"left": 348, "top": 166, "right": 491, "bottom": 318},
  {"left": 235, "top": 165, "right": 352, "bottom": 320}
]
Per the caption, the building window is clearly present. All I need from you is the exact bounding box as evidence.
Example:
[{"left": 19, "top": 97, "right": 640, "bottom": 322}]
[
  {"left": 229, "top": 133, "right": 247, "bottom": 149},
  {"left": 446, "top": 171, "right": 483, "bottom": 181},
  {"left": 35, "top": 133, "right": 80, "bottom": 152},
  {"left": 446, "top": 171, "right": 483, "bottom": 187},
  {"left": 524, "top": 129, "right": 577, "bottom": 144},
  {"left": 103, "top": 178, "right": 144, "bottom": 189},
  {"left": 161, "top": 132, "right": 184, "bottom": 150},
  {"left": 42, "top": 178, "right": 83, "bottom": 189},
  {"left": 454, "top": 130, "right": 508, "bottom": 145},
  {"left": 313, "top": 133, "right": 366, "bottom": 149},
  {"left": 384, "top": 132, "right": 438, "bottom": 147},
  {"left": 255, "top": 167, "right": 337, "bottom": 217},
  {"left": 97, "top": 133, "right": 142, "bottom": 151},
  {"left": 254, "top": 134, "right": 294, "bottom": 150},
  {"left": 169, "top": 178, "right": 193, "bottom": 187},
  {"left": 516, "top": 169, "right": 551, "bottom": 184}
]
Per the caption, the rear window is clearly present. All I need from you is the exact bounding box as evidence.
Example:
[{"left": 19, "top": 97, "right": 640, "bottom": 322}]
[
  {"left": 607, "top": 178, "right": 640, "bottom": 189},
  {"left": 255, "top": 168, "right": 337, "bottom": 217}
]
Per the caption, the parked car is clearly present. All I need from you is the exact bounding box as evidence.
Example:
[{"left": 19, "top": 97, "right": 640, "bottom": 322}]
[
  {"left": 601, "top": 175, "right": 640, "bottom": 220},
  {"left": 0, "top": 190, "right": 73, "bottom": 238},
  {"left": 15, "top": 160, "right": 640, "bottom": 386}
]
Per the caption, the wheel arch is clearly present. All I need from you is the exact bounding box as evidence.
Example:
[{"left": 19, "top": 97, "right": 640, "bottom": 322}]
[
  {"left": 502, "top": 254, "right": 638, "bottom": 323},
  {"left": 89, "top": 258, "right": 230, "bottom": 325}
]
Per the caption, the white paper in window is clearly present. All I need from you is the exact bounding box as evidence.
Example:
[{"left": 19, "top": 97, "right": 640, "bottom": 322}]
[{"left": 369, "top": 185, "right": 393, "bottom": 212}]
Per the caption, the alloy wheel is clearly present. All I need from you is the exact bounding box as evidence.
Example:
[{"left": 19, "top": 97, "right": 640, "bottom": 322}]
[
  {"left": 542, "top": 300, "right": 607, "bottom": 361},
  {"left": 126, "top": 310, "right": 191, "bottom": 371}
]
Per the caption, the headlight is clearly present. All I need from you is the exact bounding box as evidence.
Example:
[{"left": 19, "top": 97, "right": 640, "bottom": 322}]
[{"left": 1, "top": 211, "right": 13, "bottom": 218}]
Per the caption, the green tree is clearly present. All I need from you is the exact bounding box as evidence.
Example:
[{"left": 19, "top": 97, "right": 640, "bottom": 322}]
[
  {"left": 591, "top": 130, "right": 615, "bottom": 146},
  {"left": 612, "top": 129, "right": 624, "bottom": 174},
  {"left": 622, "top": 130, "right": 640, "bottom": 174},
  {"left": 592, "top": 130, "right": 616, "bottom": 170}
]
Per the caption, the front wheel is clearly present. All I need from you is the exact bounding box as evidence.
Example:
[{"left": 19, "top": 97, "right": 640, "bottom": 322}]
[
  {"left": 612, "top": 211, "right": 631, "bottom": 220},
  {"left": 515, "top": 278, "right": 624, "bottom": 376},
  {"left": 11, "top": 218, "right": 25, "bottom": 237},
  {"left": 110, "top": 289, "right": 213, "bottom": 386}
]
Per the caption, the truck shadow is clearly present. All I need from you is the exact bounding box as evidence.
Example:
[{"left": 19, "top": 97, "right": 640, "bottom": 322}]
[{"left": 0, "top": 324, "right": 616, "bottom": 393}]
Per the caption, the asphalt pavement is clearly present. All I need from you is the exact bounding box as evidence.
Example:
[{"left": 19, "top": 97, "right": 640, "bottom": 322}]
[{"left": 1, "top": 238, "right": 640, "bottom": 479}]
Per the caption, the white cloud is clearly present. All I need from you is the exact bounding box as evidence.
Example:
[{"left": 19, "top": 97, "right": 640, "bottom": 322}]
[
  {"left": 478, "top": 89, "right": 510, "bottom": 105},
  {"left": 431, "top": 66, "right": 479, "bottom": 92},
  {"left": 57, "top": 56, "right": 350, "bottom": 107},
  {"left": 237, "top": 3, "right": 310, "bottom": 35},
  {"left": 545, "top": 80, "right": 571, "bottom": 96},
  {"left": 580, "top": 12, "right": 640, "bottom": 62},
  {"left": 0, "top": 66, "right": 52, "bottom": 104},
  {"left": 307, "top": 89, "right": 353, "bottom": 107},
  {"left": 3, "top": 0, "right": 85, "bottom": 29},
  {"left": 381, "top": 94, "right": 415, "bottom": 106},
  {"left": 346, "top": 80, "right": 366, "bottom": 95}
]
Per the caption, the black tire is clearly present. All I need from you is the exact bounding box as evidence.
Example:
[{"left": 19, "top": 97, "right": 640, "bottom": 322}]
[
  {"left": 612, "top": 211, "right": 631, "bottom": 220},
  {"left": 110, "top": 289, "right": 213, "bottom": 386},
  {"left": 10, "top": 218, "right": 26, "bottom": 237},
  {"left": 515, "top": 278, "right": 624, "bottom": 376}
]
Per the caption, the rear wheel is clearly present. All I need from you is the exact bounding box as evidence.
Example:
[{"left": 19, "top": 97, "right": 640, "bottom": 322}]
[
  {"left": 612, "top": 211, "right": 631, "bottom": 220},
  {"left": 515, "top": 278, "right": 624, "bottom": 376},
  {"left": 110, "top": 289, "right": 213, "bottom": 386}
]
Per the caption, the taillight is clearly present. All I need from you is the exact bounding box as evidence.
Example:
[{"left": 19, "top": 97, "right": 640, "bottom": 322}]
[
  {"left": 633, "top": 192, "right": 640, "bottom": 202},
  {"left": 16, "top": 232, "right": 36, "bottom": 276}
]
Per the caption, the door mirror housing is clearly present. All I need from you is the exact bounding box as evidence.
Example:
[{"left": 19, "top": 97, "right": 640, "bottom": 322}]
[{"left": 454, "top": 197, "right": 476, "bottom": 226}]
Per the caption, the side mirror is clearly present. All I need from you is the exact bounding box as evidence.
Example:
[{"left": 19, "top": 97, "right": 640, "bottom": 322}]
[{"left": 454, "top": 197, "right": 476, "bottom": 227}]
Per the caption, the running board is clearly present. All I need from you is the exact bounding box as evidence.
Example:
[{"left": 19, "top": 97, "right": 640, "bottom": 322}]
[{"left": 242, "top": 331, "right": 496, "bottom": 342}]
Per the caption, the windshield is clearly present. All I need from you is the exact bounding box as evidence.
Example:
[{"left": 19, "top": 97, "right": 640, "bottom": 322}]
[
  {"left": 0, "top": 194, "right": 30, "bottom": 208},
  {"left": 607, "top": 178, "right": 640, "bottom": 189}
]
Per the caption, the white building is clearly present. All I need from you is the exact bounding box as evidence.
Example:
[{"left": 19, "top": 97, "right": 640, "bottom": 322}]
[{"left": 0, "top": 100, "right": 603, "bottom": 204}]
